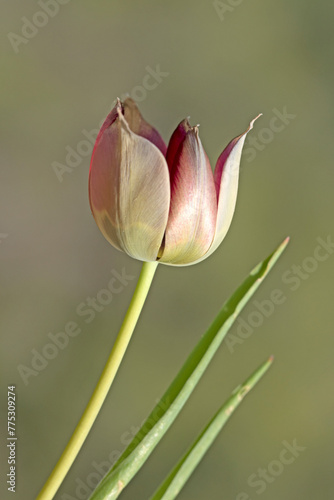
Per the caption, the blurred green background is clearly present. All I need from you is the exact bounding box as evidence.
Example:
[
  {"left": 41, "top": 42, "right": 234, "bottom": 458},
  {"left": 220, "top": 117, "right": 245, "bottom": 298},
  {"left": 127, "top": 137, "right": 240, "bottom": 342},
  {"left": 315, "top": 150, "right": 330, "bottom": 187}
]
[{"left": 1, "top": 1, "right": 334, "bottom": 499}]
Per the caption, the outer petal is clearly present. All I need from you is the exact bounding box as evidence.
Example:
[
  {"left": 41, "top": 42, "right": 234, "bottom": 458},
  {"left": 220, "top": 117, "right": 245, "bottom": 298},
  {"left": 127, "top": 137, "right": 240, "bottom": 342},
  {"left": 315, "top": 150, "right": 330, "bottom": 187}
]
[
  {"left": 89, "top": 102, "right": 170, "bottom": 262},
  {"left": 159, "top": 120, "right": 217, "bottom": 265},
  {"left": 192, "top": 115, "right": 262, "bottom": 265},
  {"left": 123, "top": 98, "right": 167, "bottom": 156}
]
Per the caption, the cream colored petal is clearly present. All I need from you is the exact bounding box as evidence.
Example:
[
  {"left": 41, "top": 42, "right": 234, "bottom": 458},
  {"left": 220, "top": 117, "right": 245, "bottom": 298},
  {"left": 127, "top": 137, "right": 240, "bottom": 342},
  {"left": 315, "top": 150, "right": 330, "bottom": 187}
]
[
  {"left": 186, "top": 115, "right": 262, "bottom": 266},
  {"left": 159, "top": 121, "right": 217, "bottom": 265},
  {"left": 89, "top": 110, "right": 170, "bottom": 262}
]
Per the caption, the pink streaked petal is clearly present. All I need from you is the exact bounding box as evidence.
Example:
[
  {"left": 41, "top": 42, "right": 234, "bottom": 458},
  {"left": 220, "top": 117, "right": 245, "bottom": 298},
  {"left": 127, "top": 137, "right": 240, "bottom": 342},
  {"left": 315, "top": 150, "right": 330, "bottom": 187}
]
[
  {"left": 159, "top": 121, "right": 217, "bottom": 265},
  {"left": 192, "top": 115, "right": 262, "bottom": 265},
  {"left": 214, "top": 114, "right": 262, "bottom": 197},
  {"left": 89, "top": 109, "right": 170, "bottom": 262},
  {"left": 89, "top": 100, "right": 121, "bottom": 182},
  {"left": 165, "top": 119, "right": 188, "bottom": 174},
  {"left": 123, "top": 98, "right": 167, "bottom": 156}
]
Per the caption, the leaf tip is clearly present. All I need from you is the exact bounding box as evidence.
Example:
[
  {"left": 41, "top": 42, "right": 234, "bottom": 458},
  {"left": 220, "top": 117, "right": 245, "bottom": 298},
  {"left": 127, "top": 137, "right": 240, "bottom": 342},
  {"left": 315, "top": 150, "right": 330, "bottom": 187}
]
[
  {"left": 265, "top": 235, "right": 290, "bottom": 272},
  {"left": 278, "top": 236, "right": 290, "bottom": 252}
]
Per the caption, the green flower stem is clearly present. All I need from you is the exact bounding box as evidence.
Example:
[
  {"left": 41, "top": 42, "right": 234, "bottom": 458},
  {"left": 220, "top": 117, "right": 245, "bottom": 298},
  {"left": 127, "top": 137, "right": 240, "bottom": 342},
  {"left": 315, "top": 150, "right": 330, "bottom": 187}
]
[{"left": 36, "top": 261, "right": 159, "bottom": 500}]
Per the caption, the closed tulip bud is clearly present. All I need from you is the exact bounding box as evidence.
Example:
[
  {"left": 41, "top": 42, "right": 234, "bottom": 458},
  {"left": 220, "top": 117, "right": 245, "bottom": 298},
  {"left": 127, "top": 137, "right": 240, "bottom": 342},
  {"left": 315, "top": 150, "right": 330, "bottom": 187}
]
[{"left": 89, "top": 98, "right": 260, "bottom": 266}]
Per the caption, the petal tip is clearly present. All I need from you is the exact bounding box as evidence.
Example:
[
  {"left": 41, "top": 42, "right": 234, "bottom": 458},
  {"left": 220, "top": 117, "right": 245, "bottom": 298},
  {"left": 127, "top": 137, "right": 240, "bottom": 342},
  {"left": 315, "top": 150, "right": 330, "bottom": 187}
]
[{"left": 249, "top": 113, "right": 263, "bottom": 131}]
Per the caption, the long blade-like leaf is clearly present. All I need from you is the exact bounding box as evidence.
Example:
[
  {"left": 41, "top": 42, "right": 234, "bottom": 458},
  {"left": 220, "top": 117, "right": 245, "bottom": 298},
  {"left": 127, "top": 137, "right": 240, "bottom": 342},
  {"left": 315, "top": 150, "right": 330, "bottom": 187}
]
[
  {"left": 150, "top": 356, "right": 274, "bottom": 500},
  {"left": 89, "top": 238, "right": 289, "bottom": 500}
]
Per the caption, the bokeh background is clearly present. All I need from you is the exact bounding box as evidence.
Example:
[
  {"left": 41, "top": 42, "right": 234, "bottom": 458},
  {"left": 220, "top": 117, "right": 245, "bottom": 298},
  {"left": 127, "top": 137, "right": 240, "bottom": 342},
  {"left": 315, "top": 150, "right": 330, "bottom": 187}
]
[{"left": 1, "top": 1, "right": 334, "bottom": 499}]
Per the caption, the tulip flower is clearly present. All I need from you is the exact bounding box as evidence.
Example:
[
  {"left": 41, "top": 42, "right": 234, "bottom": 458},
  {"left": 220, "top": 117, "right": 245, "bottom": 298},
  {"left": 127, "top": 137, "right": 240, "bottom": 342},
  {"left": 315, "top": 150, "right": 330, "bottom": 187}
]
[
  {"left": 38, "top": 94, "right": 285, "bottom": 500},
  {"left": 89, "top": 98, "right": 260, "bottom": 266}
]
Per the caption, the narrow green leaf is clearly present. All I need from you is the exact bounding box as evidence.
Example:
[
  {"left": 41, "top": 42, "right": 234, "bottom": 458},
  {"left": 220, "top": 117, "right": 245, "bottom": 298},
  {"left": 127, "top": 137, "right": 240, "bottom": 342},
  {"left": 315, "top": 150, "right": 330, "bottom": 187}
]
[
  {"left": 149, "top": 356, "right": 274, "bottom": 500},
  {"left": 89, "top": 238, "right": 288, "bottom": 500}
]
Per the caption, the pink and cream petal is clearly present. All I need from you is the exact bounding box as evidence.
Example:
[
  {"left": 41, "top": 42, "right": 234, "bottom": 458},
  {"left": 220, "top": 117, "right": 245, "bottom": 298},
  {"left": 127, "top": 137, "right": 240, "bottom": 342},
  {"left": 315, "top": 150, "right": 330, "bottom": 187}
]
[
  {"left": 159, "top": 120, "right": 217, "bottom": 265},
  {"left": 191, "top": 115, "right": 262, "bottom": 265},
  {"left": 89, "top": 109, "right": 170, "bottom": 262},
  {"left": 123, "top": 98, "right": 167, "bottom": 156}
]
